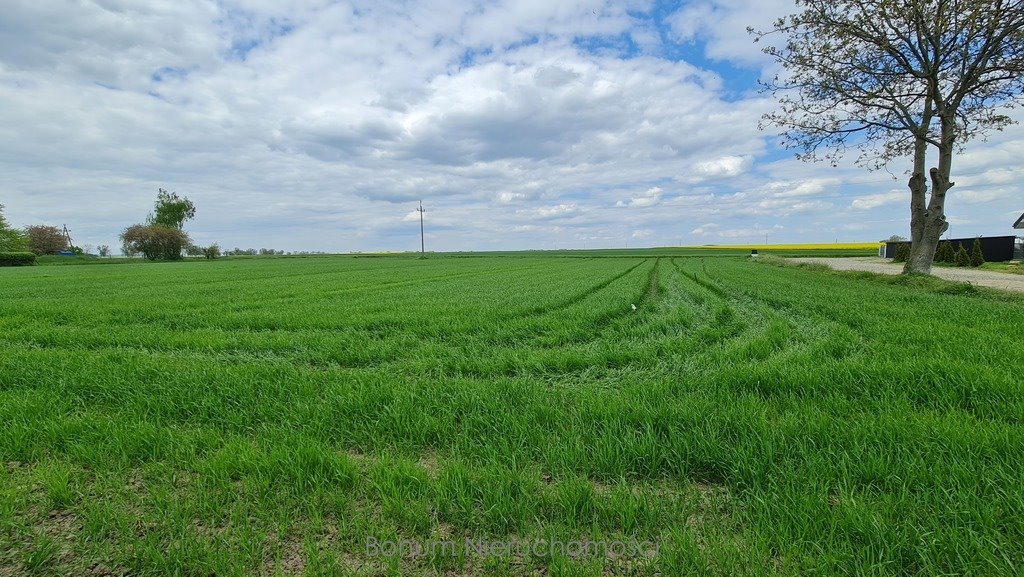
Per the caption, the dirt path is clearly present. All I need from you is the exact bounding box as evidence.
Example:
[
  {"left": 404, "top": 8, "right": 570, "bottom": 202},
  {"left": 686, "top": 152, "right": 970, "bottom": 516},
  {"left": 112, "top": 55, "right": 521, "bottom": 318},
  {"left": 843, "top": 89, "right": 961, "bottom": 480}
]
[{"left": 790, "top": 257, "right": 1024, "bottom": 293}]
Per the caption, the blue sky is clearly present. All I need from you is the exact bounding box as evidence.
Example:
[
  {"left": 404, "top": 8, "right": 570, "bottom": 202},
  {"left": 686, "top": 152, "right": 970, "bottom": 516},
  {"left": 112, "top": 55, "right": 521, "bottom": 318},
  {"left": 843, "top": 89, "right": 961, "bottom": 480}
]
[{"left": 0, "top": 0, "right": 1021, "bottom": 253}]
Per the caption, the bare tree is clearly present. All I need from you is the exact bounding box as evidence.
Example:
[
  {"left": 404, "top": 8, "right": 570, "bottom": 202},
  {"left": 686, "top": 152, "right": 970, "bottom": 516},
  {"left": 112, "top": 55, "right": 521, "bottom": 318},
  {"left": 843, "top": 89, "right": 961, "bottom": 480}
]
[{"left": 753, "top": 0, "right": 1024, "bottom": 274}]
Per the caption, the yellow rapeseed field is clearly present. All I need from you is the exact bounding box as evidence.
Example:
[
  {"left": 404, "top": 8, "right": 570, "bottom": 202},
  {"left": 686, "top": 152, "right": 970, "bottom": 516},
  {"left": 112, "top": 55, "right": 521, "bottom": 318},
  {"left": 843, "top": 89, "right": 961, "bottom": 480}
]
[{"left": 690, "top": 242, "right": 881, "bottom": 250}]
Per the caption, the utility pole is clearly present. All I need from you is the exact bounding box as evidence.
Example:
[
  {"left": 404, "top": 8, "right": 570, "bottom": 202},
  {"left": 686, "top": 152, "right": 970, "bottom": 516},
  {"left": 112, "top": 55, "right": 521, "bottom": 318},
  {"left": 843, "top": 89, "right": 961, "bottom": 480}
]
[{"left": 417, "top": 200, "right": 425, "bottom": 255}]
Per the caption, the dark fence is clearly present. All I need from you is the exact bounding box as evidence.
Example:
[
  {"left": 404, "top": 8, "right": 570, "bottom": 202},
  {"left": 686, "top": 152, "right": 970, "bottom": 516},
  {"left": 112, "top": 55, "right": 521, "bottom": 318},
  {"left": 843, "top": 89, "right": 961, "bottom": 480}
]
[{"left": 882, "top": 235, "right": 1018, "bottom": 262}]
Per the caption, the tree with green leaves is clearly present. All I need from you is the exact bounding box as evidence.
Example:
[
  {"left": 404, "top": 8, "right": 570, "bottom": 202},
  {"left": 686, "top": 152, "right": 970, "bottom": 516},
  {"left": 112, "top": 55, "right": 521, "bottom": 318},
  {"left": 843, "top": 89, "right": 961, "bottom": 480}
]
[
  {"left": 954, "top": 244, "right": 971, "bottom": 267},
  {"left": 935, "top": 239, "right": 954, "bottom": 263},
  {"left": 0, "top": 204, "right": 28, "bottom": 252},
  {"left": 753, "top": 0, "right": 1024, "bottom": 275},
  {"left": 148, "top": 188, "right": 196, "bottom": 230},
  {"left": 969, "top": 237, "right": 986, "bottom": 267},
  {"left": 119, "top": 189, "right": 197, "bottom": 261},
  {"left": 893, "top": 242, "right": 911, "bottom": 263}
]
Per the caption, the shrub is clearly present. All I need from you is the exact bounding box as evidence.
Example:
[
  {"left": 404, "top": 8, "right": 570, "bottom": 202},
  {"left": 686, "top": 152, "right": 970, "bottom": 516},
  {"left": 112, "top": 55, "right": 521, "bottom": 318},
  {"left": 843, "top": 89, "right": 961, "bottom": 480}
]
[
  {"left": 892, "top": 243, "right": 911, "bottom": 262},
  {"left": 0, "top": 252, "right": 37, "bottom": 266},
  {"left": 120, "top": 224, "right": 191, "bottom": 261},
  {"left": 935, "top": 240, "right": 954, "bottom": 263},
  {"left": 969, "top": 237, "right": 985, "bottom": 267},
  {"left": 203, "top": 244, "right": 221, "bottom": 260},
  {"left": 0, "top": 204, "right": 28, "bottom": 252},
  {"left": 954, "top": 245, "right": 970, "bottom": 267},
  {"left": 24, "top": 225, "right": 69, "bottom": 255}
]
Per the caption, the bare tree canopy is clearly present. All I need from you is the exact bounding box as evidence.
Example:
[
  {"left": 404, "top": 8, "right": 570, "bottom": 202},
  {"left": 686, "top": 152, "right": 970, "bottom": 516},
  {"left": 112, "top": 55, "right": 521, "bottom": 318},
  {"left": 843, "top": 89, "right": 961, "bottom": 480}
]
[{"left": 753, "top": 0, "right": 1024, "bottom": 274}]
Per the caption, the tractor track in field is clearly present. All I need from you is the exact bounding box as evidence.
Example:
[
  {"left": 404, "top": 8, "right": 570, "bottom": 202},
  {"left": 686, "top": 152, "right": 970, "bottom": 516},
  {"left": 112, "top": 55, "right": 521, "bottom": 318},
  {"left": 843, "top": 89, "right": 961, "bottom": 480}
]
[
  {"left": 508, "top": 259, "right": 649, "bottom": 320},
  {"left": 670, "top": 259, "right": 866, "bottom": 367}
]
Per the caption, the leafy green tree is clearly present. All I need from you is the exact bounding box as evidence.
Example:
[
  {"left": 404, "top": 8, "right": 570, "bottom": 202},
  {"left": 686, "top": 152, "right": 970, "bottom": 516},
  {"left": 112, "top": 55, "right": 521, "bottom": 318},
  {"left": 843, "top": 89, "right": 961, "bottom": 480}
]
[
  {"left": 754, "top": 0, "right": 1024, "bottom": 274},
  {"left": 954, "top": 245, "right": 971, "bottom": 267},
  {"left": 969, "top": 237, "right": 985, "bottom": 267},
  {"left": 148, "top": 189, "right": 196, "bottom": 230},
  {"left": 893, "top": 243, "right": 911, "bottom": 263},
  {"left": 935, "top": 240, "right": 954, "bottom": 263},
  {"left": 121, "top": 189, "right": 197, "bottom": 262},
  {"left": 0, "top": 204, "right": 28, "bottom": 252}
]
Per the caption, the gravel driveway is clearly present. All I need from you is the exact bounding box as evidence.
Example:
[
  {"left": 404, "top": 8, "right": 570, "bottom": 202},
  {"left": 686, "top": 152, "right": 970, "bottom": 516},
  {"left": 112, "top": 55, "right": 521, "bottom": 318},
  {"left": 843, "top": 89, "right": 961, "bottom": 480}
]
[{"left": 790, "top": 257, "right": 1024, "bottom": 293}]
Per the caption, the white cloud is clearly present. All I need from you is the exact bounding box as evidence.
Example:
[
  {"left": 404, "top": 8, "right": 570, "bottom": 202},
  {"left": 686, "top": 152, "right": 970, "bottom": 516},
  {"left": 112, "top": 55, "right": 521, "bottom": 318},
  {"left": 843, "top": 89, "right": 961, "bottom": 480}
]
[
  {"left": 767, "top": 178, "right": 839, "bottom": 198},
  {"left": 521, "top": 203, "right": 581, "bottom": 219},
  {"left": 0, "top": 0, "right": 1020, "bottom": 252},
  {"left": 616, "top": 186, "right": 664, "bottom": 208},
  {"left": 667, "top": 0, "right": 795, "bottom": 65},
  {"left": 957, "top": 188, "right": 1014, "bottom": 204},
  {"left": 851, "top": 191, "right": 905, "bottom": 210},
  {"left": 693, "top": 155, "right": 751, "bottom": 179},
  {"left": 691, "top": 222, "right": 719, "bottom": 236}
]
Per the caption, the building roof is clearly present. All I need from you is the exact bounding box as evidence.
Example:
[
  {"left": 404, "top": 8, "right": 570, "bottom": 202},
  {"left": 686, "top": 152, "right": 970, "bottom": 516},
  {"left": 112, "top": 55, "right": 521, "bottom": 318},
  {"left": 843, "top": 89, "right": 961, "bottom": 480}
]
[{"left": 1015, "top": 212, "right": 1024, "bottom": 229}]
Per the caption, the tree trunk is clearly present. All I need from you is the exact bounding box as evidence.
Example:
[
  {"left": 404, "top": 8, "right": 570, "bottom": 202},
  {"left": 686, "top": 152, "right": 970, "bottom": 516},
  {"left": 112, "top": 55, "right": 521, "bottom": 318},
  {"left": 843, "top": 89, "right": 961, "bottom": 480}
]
[
  {"left": 904, "top": 136, "right": 932, "bottom": 274},
  {"left": 904, "top": 114, "right": 954, "bottom": 275}
]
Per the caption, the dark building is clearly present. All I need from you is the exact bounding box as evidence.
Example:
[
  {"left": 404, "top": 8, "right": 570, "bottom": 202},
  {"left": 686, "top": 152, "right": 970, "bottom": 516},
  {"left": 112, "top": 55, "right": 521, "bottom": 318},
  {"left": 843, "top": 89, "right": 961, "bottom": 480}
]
[{"left": 882, "top": 235, "right": 1017, "bottom": 262}]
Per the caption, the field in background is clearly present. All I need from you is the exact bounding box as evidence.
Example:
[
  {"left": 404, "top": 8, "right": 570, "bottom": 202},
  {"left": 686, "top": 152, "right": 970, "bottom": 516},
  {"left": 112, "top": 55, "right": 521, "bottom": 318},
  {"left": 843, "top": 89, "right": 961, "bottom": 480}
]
[
  {"left": 32, "top": 244, "right": 881, "bottom": 265},
  {"left": 1, "top": 254, "right": 1021, "bottom": 575}
]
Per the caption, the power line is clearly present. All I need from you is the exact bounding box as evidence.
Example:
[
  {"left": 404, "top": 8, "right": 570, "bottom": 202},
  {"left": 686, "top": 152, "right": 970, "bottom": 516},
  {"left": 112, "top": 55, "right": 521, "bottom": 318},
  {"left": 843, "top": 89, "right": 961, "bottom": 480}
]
[{"left": 417, "top": 200, "right": 425, "bottom": 255}]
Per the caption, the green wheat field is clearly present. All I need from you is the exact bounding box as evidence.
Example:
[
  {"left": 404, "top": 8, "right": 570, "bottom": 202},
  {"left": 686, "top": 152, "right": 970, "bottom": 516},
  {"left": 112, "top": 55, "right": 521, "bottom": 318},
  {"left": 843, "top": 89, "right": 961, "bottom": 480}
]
[{"left": 1, "top": 252, "right": 1022, "bottom": 576}]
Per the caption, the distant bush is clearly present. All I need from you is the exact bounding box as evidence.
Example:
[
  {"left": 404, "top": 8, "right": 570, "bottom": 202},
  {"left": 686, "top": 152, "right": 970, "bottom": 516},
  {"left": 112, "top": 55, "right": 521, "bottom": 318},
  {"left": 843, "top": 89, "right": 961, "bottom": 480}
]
[
  {"left": 0, "top": 252, "right": 37, "bottom": 266},
  {"left": 120, "top": 224, "right": 191, "bottom": 261},
  {"left": 203, "top": 244, "right": 221, "bottom": 260},
  {"left": 969, "top": 237, "right": 985, "bottom": 267},
  {"left": 892, "top": 243, "right": 911, "bottom": 262},
  {"left": 935, "top": 240, "right": 954, "bottom": 263},
  {"left": 954, "top": 245, "right": 970, "bottom": 267}
]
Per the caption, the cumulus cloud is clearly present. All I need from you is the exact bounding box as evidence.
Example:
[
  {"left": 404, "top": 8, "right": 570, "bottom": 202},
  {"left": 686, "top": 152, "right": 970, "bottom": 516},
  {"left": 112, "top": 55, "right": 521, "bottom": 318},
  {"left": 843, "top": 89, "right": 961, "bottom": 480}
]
[
  {"left": 691, "top": 223, "right": 719, "bottom": 236},
  {"left": 692, "top": 155, "right": 752, "bottom": 179},
  {"left": 851, "top": 191, "right": 905, "bottom": 210},
  {"left": 616, "top": 187, "right": 664, "bottom": 208},
  {"left": 667, "top": 0, "right": 795, "bottom": 65},
  {"left": 0, "top": 0, "right": 1020, "bottom": 251},
  {"left": 522, "top": 203, "right": 582, "bottom": 220}
]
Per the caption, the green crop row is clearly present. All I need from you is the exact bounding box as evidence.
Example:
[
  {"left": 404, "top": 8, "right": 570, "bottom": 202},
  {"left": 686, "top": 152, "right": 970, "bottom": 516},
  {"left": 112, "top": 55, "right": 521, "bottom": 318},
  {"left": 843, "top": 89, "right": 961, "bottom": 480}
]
[{"left": 0, "top": 254, "right": 1021, "bottom": 575}]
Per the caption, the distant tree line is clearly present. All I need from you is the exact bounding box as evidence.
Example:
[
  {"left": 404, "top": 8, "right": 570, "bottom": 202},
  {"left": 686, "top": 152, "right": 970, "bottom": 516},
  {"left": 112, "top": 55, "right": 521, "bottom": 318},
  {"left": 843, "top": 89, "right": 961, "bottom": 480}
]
[
  {"left": 223, "top": 248, "right": 285, "bottom": 256},
  {"left": 221, "top": 248, "right": 324, "bottom": 256},
  {"left": 4, "top": 194, "right": 302, "bottom": 265}
]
